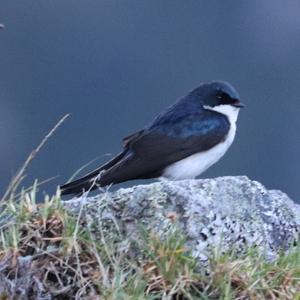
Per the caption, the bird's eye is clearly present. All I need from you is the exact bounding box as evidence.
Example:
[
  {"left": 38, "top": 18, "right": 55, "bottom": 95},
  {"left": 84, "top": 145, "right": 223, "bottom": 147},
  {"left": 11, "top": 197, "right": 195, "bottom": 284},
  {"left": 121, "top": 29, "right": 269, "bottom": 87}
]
[
  {"left": 217, "top": 92, "right": 228, "bottom": 100},
  {"left": 217, "top": 92, "right": 233, "bottom": 105}
]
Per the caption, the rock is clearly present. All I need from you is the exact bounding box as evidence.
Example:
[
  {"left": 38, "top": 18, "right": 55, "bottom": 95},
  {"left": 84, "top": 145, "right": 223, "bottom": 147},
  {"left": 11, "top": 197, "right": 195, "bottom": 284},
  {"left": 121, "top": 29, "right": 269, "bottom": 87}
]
[{"left": 63, "top": 176, "right": 300, "bottom": 263}]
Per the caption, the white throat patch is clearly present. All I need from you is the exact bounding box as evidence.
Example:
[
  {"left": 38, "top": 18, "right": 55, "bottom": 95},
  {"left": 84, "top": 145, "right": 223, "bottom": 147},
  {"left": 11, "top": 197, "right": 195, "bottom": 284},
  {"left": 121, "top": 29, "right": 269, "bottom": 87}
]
[{"left": 203, "top": 104, "right": 240, "bottom": 124}]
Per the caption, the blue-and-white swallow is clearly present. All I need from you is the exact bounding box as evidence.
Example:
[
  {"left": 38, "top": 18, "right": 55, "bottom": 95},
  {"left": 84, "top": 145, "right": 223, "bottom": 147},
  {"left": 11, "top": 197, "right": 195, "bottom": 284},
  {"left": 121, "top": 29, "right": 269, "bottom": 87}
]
[{"left": 61, "top": 80, "right": 244, "bottom": 195}]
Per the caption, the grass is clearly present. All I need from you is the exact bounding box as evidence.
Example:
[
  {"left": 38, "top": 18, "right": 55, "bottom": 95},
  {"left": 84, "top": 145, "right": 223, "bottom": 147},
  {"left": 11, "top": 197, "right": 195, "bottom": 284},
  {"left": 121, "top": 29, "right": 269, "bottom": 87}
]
[{"left": 0, "top": 186, "right": 298, "bottom": 299}]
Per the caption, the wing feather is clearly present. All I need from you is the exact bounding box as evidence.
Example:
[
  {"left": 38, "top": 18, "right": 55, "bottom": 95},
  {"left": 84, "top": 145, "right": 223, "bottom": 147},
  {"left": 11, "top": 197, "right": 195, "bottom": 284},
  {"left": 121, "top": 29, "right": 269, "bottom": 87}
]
[{"left": 99, "top": 110, "right": 230, "bottom": 184}]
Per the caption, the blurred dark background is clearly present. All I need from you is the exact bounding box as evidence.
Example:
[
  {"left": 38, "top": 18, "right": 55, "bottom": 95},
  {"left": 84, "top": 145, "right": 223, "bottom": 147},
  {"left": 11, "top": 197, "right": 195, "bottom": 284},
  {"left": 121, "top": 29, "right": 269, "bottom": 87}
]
[{"left": 1, "top": 1, "right": 299, "bottom": 202}]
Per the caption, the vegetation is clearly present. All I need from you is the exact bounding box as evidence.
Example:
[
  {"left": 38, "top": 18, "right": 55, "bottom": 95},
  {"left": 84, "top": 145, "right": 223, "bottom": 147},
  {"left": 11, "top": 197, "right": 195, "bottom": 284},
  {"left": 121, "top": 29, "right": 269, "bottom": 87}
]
[{"left": 0, "top": 186, "right": 298, "bottom": 299}]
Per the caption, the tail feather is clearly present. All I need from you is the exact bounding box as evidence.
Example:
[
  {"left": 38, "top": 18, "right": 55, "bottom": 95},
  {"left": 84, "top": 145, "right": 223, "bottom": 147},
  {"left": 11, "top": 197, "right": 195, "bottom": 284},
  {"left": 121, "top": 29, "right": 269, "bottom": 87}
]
[
  {"left": 60, "top": 171, "right": 100, "bottom": 196},
  {"left": 60, "top": 151, "right": 127, "bottom": 196}
]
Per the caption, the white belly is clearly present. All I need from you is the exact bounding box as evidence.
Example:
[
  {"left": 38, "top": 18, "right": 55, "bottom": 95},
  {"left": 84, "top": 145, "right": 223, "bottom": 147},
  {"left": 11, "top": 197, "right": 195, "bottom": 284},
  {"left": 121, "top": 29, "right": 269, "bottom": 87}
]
[{"left": 162, "top": 107, "right": 238, "bottom": 179}]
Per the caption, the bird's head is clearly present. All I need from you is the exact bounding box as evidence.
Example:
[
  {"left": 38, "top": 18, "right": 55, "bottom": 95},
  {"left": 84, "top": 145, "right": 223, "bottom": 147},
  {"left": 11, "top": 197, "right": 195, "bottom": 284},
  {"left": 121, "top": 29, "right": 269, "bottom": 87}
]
[{"left": 190, "top": 80, "right": 244, "bottom": 123}]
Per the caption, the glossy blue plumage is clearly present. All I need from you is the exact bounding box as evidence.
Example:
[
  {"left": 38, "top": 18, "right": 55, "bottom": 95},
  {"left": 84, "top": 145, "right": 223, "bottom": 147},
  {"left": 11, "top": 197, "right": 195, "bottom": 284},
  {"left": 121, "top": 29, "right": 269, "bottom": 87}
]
[{"left": 148, "top": 81, "right": 231, "bottom": 139}]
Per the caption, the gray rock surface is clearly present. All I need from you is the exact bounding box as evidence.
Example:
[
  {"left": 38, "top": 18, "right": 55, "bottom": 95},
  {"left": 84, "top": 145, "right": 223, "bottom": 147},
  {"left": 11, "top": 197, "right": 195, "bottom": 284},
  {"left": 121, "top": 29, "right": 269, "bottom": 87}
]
[{"left": 64, "top": 176, "right": 300, "bottom": 263}]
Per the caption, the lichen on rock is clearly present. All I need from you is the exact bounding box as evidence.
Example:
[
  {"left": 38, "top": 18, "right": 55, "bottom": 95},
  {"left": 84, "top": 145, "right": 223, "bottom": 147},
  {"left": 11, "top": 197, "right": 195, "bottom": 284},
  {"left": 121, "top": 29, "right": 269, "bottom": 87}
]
[{"left": 64, "top": 176, "right": 300, "bottom": 264}]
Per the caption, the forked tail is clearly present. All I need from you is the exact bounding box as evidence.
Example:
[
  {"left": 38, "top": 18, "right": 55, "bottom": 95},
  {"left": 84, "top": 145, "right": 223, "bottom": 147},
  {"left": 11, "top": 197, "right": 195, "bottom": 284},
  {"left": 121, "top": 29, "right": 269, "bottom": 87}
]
[{"left": 60, "top": 151, "right": 127, "bottom": 196}]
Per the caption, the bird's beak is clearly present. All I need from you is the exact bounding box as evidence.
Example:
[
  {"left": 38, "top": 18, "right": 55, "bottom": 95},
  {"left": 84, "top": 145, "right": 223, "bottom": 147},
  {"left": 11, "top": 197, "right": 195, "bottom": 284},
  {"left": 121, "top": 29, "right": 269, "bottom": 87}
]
[{"left": 233, "top": 100, "right": 245, "bottom": 108}]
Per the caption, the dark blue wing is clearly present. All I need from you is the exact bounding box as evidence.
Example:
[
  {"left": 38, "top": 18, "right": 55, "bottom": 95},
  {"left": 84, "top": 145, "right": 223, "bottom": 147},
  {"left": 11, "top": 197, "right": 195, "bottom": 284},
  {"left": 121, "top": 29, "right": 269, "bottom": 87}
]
[
  {"left": 93, "top": 110, "right": 230, "bottom": 186},
  {"left": 125, "top": 110, "right": 230, "bottom": 165},
  {"left": 61, "top": 110, "right": 230, "bottom": 194}
]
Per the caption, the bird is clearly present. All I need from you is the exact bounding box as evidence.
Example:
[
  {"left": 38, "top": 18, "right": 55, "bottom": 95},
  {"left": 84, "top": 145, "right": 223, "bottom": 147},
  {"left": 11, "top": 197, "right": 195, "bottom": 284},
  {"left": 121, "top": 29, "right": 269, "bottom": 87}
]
[{"left": 60, "top": 80, "right": 244, "bottom": 196}]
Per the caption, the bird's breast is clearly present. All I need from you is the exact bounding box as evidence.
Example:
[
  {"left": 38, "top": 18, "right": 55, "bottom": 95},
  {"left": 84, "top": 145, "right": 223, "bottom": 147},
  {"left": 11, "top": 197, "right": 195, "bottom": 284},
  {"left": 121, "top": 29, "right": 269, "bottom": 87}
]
[{"left": 162, "top": 122, "right": 236, "bottom": 180}]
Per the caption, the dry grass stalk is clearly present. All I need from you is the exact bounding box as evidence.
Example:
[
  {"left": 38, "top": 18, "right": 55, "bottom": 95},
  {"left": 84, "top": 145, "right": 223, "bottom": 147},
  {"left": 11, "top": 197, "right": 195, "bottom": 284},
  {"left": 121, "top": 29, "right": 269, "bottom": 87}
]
[{"left": 1, "top": 114, "right": 70, "bottom": 203}]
